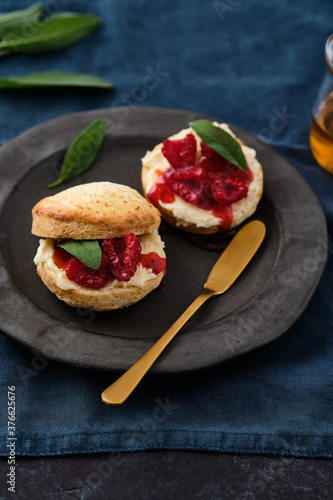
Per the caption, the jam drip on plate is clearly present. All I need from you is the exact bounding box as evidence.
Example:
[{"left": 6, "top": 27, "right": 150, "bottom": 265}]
[
  {"left": 148, "top": 133, "right": 253, "bottom": 231},
  {"left": 53, "top": 234, "right": 165, "bottom": 290}
]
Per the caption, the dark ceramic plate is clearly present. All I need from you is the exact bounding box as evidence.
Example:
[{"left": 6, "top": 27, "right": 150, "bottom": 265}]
[{"left": 0, "top": 107, "right": 327, "bottom": 373}]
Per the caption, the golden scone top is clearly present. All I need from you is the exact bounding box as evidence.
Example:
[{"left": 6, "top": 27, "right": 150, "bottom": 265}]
[{"left": 31, "top": 181, "right": 161, "bottom": 239}]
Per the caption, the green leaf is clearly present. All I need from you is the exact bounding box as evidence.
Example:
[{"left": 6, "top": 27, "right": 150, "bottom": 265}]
[
  {"left": 0, "top": 13, "right": 101, "bottom": 56},
  {"left": 189, "top": 120, "right": 248, "bottom": 173},
  {"left": 47, "top": 119, "right": 107, "bottom": 188},
  {"left": 0, "top": 3, "right": 43, "bottom": 38},
  {"left": 0, "top": 71, "right": 112, "bottom": 89},
  {"left": 58, "top": 239, "right": 102, "bottom": 270}
]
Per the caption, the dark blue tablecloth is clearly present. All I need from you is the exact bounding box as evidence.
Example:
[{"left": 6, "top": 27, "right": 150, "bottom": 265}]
[{"left": 1, "top": 0, "right": 333, "bottom": 457}]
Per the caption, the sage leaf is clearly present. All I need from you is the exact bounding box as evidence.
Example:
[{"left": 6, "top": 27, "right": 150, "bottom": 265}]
[
  {"left": 0, "top": 71, "right": 112, "bottom": 89},
  {"left": 0, "top": 13, "right": 101, "bottom": 56},
  {"left": 47, "top": 119, "right": 107, "bottom": 188},
  {"left": 190, "top": 120, "right": 248, "bottom": 173},
  {"left": 58, "top": 239, "right": 102, "bottom": 270},
  {"left": 0, "top": 3, "right": 43, "bottom": 38}
]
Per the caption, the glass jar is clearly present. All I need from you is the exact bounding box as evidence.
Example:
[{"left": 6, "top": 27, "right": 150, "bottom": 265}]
[{"left": 310, "top": 34, "right": 333, "bottom": 173}]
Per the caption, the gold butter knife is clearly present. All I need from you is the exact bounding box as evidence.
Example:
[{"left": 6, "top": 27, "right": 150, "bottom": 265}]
[{"left": 102, "top": 220, "right": 266, "bottom": 405}]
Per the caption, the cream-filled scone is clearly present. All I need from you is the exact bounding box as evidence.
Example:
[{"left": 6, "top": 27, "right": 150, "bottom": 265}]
[
  {"left": 141, "top": 122, "right": 263, "bottom": 234},
  {"left": 32, "top": 182, "right": 166, "bottom": 311}
]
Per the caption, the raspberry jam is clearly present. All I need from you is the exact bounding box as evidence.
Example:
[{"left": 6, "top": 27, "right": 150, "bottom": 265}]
[
  {"left": 53, "top": 246, "right": 71, "bottom": 270},
  {"left": 147, "top": 133, "right": 253, "bottom": 231},
  {"left": 147, "top": 182, "right": 175, "bottom": 205},
  {"left": 140, "top": 252, "right": 166, "bottom": 276}
]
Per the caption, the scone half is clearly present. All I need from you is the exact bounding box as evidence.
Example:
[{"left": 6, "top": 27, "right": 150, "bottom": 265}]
[{"left": 142, "top": 123, "right": 263, "bottom": 234}]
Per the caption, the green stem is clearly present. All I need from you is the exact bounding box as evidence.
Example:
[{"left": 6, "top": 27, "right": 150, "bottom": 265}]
[{"left": 47, "top": 177, "right": 65, "bottom": 189}]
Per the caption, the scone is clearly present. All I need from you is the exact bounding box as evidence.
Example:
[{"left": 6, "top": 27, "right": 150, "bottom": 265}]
[
  {"left": 142, "top": 122, "right": 263, "bottom": 234},
  {"left": 32, "top": 182, "right": 166, "bottom": 311}
]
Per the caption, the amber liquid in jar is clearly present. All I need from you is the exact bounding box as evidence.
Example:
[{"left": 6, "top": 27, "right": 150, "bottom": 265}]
[{"left": 310, "top": 92, "right": 333, "bottom": 173}]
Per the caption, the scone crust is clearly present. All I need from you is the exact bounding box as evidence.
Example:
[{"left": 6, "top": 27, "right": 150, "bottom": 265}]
[
  {"left": 32, "top": 182, "right": 161, "bottom": 239},
  {"left": 36, "top": 262, "right": 163, "bottom": 311}
]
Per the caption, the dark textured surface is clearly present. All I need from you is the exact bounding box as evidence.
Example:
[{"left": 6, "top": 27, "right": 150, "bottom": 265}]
[
  {"left": 1, "top": 0, "right": 333, "bottom": 461},
  {"left": 0, "top": 106, "right": 327, "bottom": 373},
  {"left": 0, "top": 452, "right": 332, "bottom": 500}
]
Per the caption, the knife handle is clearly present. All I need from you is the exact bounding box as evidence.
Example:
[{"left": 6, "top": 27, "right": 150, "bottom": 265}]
[{"left": 101, "top": 290, "right": 213, "bottom": 405}]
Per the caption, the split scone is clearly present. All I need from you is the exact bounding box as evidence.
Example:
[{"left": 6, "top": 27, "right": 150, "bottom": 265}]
[
  {"left": 142, "top": 122, "right": 263, "bottom": 234},
  {"left": 32, "top": 182, "right": 166, "bottom": 311}
]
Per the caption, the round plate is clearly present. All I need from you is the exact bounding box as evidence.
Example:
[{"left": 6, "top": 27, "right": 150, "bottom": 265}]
[{"left": 0, "top": 106, "right": 327, "bottom": 373}]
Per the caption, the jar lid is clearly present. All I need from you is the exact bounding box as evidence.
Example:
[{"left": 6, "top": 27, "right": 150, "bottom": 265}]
[{"left": 325, "top": 34, "right": 333, "bottom": 73}]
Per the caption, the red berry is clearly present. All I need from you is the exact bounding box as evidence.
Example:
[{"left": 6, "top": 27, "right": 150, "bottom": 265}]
[
  {"left": 162, "top": 133, "right": 197, "bottom": 168},
  {"left": 199, "top": 140, "right": 251, "bottom": 206},
  {"left": 199, "top": 141, "right": 240, "bottom": 176},
  {"left": 65, "top": 254, "right": 110, "bottom": 289},
  {"left": 200, "top": 141, "right": 222, "bottom": 161},
  {"left": 102, "top": 233, "right": 141, "bottom": 282},
  {"left": 209, "top": 171, "right": 249, "bottom": 205},
  {"left": 164, "top": 166, "right": 210, "bottom": 207}
]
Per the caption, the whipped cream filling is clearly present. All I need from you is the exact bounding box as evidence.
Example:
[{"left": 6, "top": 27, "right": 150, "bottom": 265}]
[
  {"left": 34, "top": 230, "right": 165, "bottom": 293},
  {"left": 142, "top": 123, "right": 262, "bottom": 229}
]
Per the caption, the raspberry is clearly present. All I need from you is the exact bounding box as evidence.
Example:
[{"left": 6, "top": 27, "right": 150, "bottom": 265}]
[
  {"left": 199, "top": 141, "right": 240, "bottom": 176},
  {"left": 162, "top": 133, "right": 197, "bottom": 168},
  {"left": 209, "top": 171, "right": 249, "bottom": 205},
  {"left": 199, "top": 140, "right": 251, "bottom": 206},
  {"left": 164, "top": 166, "right": 210, "bottom": 207},
  {"left": 102, "top": 233, "right": 141, "bottom": 282},
  {"left": 65, "top": 254, "right": 110, "bottom": 289},
  {"left": 200, "top": 141, "right": 222, "bottom": 161}
]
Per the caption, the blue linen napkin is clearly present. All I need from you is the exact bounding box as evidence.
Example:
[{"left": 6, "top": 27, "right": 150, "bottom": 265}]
[{"left": 1, "top": 0, "right": 333, "bottom": 457}]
